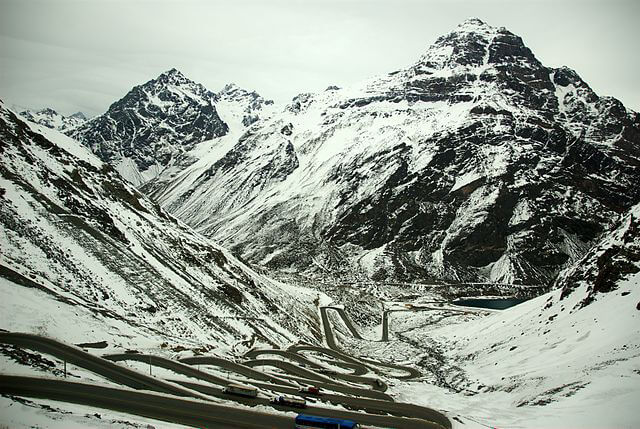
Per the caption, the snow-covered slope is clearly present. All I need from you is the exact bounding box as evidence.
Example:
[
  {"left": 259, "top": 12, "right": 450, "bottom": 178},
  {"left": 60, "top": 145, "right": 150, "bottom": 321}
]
[
  {"left": 69, "top": 69, "right": 232, "bottom": 186},
  {"left": 140, "top": 82, "right": 276, "bottom": 200},
  {"left": 19, "top": 108, "right": 86, "bottom": 132},
  {"left": 147, "top": 18, "right": 640, "bottom": 285},
  {"left": 419, "top": 202, "right": 640, "bottom": 428},
  {"left": 0, "top": 100, "right": 322, "bottom": 354}
]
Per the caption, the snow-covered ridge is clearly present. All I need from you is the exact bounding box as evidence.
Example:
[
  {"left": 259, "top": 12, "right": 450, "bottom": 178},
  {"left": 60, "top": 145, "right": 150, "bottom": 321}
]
[
  {"left": 141, "top": 18, "right": 640, "bottom": 285},
  {"left": 556, "top": 202, "right": 640, "bottom": 306},
  {"left": 19, "top": 107, "right": 86, "bottom": 132},
  {"left": 0, "top": 100, "right": 323, "bottom": 356}
]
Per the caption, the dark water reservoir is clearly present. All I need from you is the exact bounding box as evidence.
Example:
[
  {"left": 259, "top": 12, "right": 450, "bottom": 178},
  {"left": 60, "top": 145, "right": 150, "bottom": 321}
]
[{"left": 453, "top": 298, "right": 528, "bottom": 310}]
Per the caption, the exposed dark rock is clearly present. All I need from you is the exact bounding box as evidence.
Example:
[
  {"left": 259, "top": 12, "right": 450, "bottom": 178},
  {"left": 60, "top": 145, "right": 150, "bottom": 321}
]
[
  {"left": 559, "top": 207, "right": 640, "bottom": 305},
  {"left": 133, "top": 19, "right": 640, "bottom": 285},
  {"left": 70, "top": 69, "right": 229, "bottom": 185}
]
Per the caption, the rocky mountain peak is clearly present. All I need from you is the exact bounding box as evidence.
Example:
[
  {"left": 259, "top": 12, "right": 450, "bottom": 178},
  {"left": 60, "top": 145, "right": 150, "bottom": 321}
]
[
  {"left": 70, "top": 111, "right": 87, "bottom": 120},
  {"left": 153, "top": 67, "right": 194, "bottom": 88},
  {"left": 220, "top": 82, "right": 241, "bottom": 93},
  {"left": 70, "top": 69, "right": 229, "bottom": 186},
  {"left": 455, "top": 17, "right": 494, "bottom": 33},
  {"left": 416, "top": 18, "right": 538, "bottom": 72},
  {"left": 219, "top": 83, "right": 274, "bottom": 106},
  {"left": 113, "top": 68, "right": 217, "bottom": 111},
  {"left": 552, "top": 66, "right": 589, "bottom": 89},
  {"left": 219, "top": 83, "right": 260, "bottom": 102},
  {"left": 146, "top": 20, "right": 640, "bottom": 286},
  {"left": 216, "top": 82, "right": 275, "bottom": 126},
  {"left": 161, "top": 66, "right": 182, "bottom": 77},
  {"left": 40, "top": 107, "right": 58, "bottom": 115}
]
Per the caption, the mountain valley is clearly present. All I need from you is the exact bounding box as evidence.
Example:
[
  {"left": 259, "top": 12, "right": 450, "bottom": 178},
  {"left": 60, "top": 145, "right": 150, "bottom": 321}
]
[{"left": 1, "top": 16, "right": 639, "bottom": 429}]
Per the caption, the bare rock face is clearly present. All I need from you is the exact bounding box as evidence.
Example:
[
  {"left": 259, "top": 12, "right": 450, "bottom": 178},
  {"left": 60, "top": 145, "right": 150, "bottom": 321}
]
[
  {"left": 138, "top": 19, "right": 640, "bottom": 285},
  {"left": 69, "top": 69, "right": 229, "bottom": 186}
]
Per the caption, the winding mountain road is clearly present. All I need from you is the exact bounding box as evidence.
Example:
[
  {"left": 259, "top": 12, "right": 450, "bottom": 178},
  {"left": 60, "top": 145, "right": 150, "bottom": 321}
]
[
  {"left": 0, "top": 375, "right": 292, "bottom": 429},
  {"left": 0, "top": 332, "right": 201, "bottom": 398},
  {"left": 180, "top": 355, "right": 298, "bottom": 385},
  {"left": 319, "top": 307, "right": 423, "bottom": 379},
  {"left": 0, "top": 304, "right": 452, "bottom": 429},
  {"left": 244, "top": 349, "right": 366, "bottom": 376}
]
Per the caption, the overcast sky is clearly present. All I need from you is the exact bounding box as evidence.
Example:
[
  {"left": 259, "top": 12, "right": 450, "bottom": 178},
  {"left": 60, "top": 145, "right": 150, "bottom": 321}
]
[{"left": 1, "top": 0, "right": 638, "bottom": 116}]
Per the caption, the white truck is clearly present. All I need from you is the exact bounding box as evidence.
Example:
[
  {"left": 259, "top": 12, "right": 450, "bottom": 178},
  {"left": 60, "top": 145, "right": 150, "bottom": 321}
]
[{"left": 222, "top": 383, "right": 258, "bottom": 398}]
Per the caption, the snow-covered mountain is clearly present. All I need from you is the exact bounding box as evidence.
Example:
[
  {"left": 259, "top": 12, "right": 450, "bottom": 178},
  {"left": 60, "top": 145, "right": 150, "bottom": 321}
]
[
  {"left": 0, "top": 100, "right": 322, "bottom": 354},
  {"left": 396, "top": 201, "right": 640, "bottom": 428},
  {"left": 145, "top": 18, "right": 640, "bottom": 285},
  {"left": 140, "top": 81, "right": 276, "bottom": 198},
  {"left": 19, "top": 108, "right": 86, "bottom": 132},
  {"left": 69, "top": 69, "right": 274, "bottom": 187},
  {"left": 217, "top": 82, "right": 276, "bottom": 127}
]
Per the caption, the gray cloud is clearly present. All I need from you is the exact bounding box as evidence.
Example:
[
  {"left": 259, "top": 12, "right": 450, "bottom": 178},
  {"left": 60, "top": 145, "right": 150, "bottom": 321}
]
[{"left": 1, "top": 0, "right": 638, "bottom": 116}]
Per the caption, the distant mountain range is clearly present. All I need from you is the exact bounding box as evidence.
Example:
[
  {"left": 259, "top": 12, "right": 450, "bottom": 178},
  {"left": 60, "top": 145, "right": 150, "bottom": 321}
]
[
  {"left": 19, "top": 107, "right": 87, "bottom": 132},
  {"left": 20, "top": 19, "right": 640, "bottom": 286}
]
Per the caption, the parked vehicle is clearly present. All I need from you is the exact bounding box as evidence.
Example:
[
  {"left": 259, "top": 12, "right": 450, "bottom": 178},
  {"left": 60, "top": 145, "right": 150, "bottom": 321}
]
[
  {"left": 222, "top": 383, "right": 258, "bottom": 398},
  {"left": 298, "top": 386, "right": 321, "bottom": 395},
  {"left": 270, "top": 395, "right": 307, "bottom": 408},
  {"left": 295, "top": 414, "right": 359, "bottom": 429}
]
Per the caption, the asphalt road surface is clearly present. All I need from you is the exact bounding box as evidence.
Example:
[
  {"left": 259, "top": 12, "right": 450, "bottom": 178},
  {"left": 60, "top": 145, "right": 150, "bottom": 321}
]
[
  {"left": 244, "top": 349, "right": 367, "bottom": 376},
  {"left": 0, "top": 374, "right": 449, "bottom": 429},
  {"left": 0, "top": 332, "right": 201, "bottom": 398},
  {"left": 180, "top": 355, "right": 296, "bottom": 386},
  {"left": 318, "top": 307, "right": 422, "bottom": 379},
  {"left": 1, "top": 310, "right": 452, "bottom": 429},
  {"left": 0, "top": 375, "right": 293, "bottom": 429}
]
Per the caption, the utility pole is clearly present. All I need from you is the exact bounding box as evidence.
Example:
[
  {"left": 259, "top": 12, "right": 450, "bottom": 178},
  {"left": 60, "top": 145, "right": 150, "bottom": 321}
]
[{"left": 63, "top": 360, "right": 66, "bottom": 378}]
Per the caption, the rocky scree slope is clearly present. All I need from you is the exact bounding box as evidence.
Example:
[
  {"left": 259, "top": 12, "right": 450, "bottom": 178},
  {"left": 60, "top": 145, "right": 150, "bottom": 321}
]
[
  {"left": 19, "top": 108, "right": 86, "bottom": 132},
  {"left": 147, "top": 18, "right": 640, "bottom": 285},
  {"left": 0, "top": 101, "right": 321, "bottom": 353},
  {"left": 69, "top": 69, "right": 231, "bottom": 187}
]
